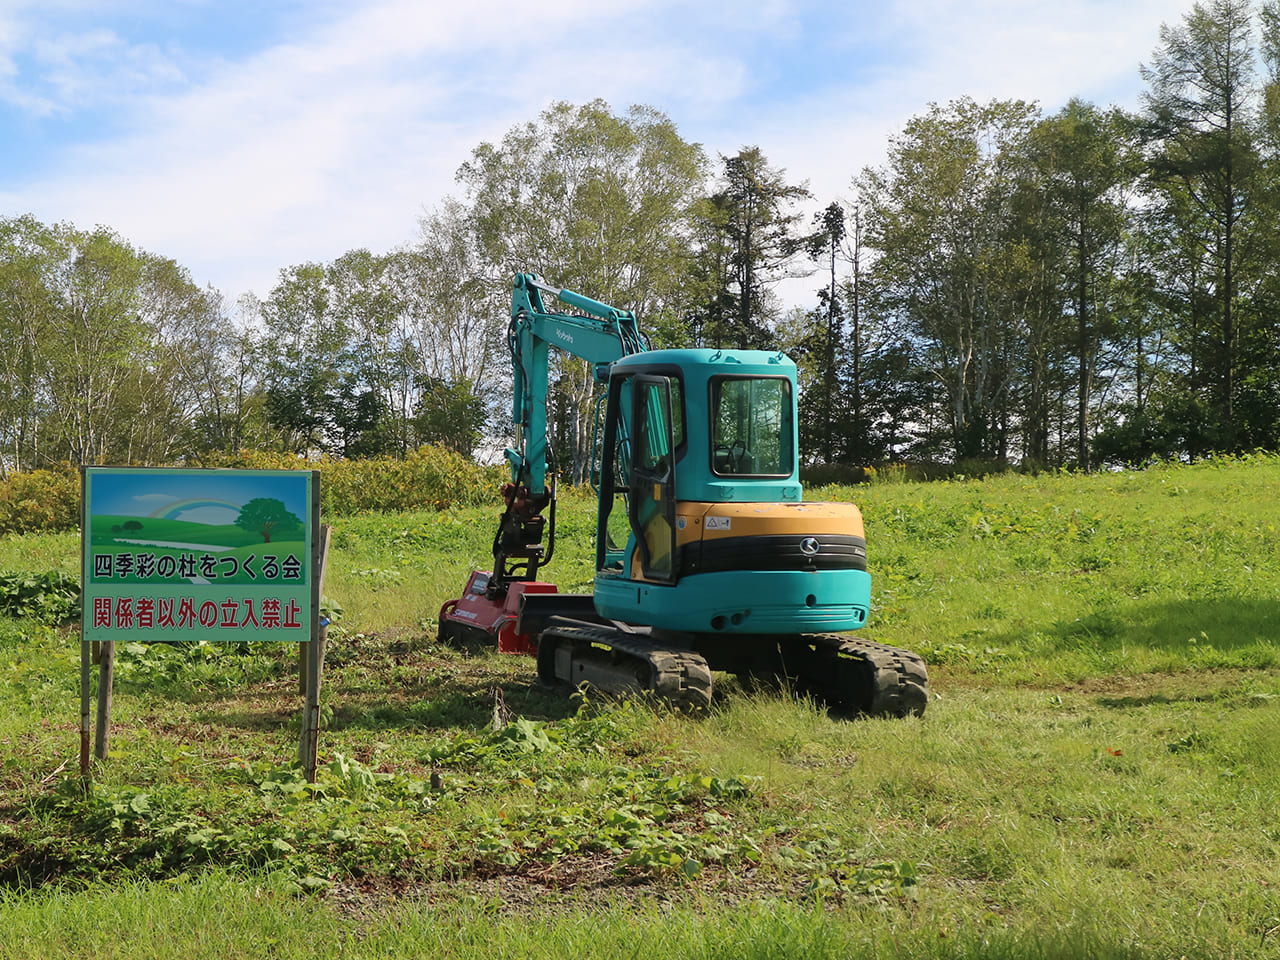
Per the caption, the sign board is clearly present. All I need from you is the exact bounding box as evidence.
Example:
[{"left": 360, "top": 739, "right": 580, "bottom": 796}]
[{"left": 82, "top": 468, "right": 318, "bottom": 643}]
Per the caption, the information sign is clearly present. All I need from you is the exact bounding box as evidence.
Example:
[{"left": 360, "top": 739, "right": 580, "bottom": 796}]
[{"left": 82, "top": 468, "right": 318, "bottom": 643}]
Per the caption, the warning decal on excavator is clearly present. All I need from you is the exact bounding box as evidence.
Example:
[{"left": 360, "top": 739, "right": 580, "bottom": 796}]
[{"left": 706, "top": 517, "right": 732, "bottom": 530}]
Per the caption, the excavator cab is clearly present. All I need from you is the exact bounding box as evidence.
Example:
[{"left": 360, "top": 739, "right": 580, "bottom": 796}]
[
  {"left": 627, "top": 375, "right": 679, "bottom": 582},
  {"left": 590, "top": 349, "right": 877, "bottom": 639}
]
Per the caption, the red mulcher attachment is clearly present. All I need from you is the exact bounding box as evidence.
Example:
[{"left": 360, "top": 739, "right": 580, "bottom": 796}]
[
  {"left": 438, "top": 478, "right": 558, "bottom": 656},
  {"left": 438, "top": 571, "right": 558, "bottom": 655}
]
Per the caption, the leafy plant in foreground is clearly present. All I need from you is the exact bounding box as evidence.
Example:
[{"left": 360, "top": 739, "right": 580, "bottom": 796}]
[{"left": 0, "top": 571, "right": 79, "bottom": 624}]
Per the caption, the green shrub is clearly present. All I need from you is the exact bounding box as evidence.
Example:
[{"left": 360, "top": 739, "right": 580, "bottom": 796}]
[
  {"left": 0, "top": 449, "right": 503, "bottom": 536},
  {"left": 182, "top": 446, "right": 501, "bottom": 515},
  {"left": 799, "top": 463, "right": 877, "bottom": 486},
  {"left": 205, "top": 449, "right": 317, "bottom": 471},
  {"left": 0, "top": 469, "right": 80, "bottom": 535},
  {"left": 320, "top": 446, "right": 503, "bottom": 514}
]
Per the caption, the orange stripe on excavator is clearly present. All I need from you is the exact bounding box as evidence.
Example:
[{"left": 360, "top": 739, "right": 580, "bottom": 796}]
[
  {"left": 628, "top": 500, "right": 867, "bottom": 581},
  {"left": 677, "top": 500, "right": 865, "bottom": 544}
]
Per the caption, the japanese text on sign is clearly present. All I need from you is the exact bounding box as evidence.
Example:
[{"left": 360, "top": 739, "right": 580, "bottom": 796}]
[
  {"left": 91, "top": 552, "right": 303, "bottom": 581},
  {"left": 81, "top": 467, "right": 317, "bottom": 643},
  {"left": 91, "top": 596, "right": 305, "bottom": 631}
]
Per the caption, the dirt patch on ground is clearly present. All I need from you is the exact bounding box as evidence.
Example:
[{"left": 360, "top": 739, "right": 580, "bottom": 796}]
[
  {"left": 1063, "top": 667, "right": 1274, "bottom": 701},
  {"left": 325, "top": 855, "right": 791, "bottom": 923}
]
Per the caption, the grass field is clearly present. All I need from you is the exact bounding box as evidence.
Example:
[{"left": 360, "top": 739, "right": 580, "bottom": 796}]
[{"left": 1, "top": 456, "right": 1278, "bottom": 958}]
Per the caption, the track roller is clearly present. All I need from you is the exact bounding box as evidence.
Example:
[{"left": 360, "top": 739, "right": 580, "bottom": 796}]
[{"left": 536, "top": 621, "right": 712, "bottom": 713}]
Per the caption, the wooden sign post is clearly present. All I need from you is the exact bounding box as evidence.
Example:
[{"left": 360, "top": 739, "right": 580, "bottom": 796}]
[{"left": 298, "top": 524, "right": 331, "bottom": 782}]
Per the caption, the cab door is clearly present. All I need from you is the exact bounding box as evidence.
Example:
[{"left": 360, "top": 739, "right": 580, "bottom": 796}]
[{"left": 628, "top": 375, "right": 678, "bottom": 583}]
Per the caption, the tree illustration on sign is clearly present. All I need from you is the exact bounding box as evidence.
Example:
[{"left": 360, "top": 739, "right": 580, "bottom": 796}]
[{"left": 235, "top": 498, "right": 302, "bottom": 544}]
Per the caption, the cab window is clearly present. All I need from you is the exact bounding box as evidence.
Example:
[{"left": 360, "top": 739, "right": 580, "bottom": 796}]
[{"left": 711, "top": 376, "right": 792, "bottom": 476}]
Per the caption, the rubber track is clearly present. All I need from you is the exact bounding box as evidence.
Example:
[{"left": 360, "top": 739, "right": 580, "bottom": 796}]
[
  {"left": 538, "top": 623, "right": 713, "bottom": 713},
  {"left": 782, "top": 634, "right": 929, "bottom": 717}
]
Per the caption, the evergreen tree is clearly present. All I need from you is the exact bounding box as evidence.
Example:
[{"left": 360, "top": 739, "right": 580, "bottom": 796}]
[
  {"left": 1141, "top": 0, "right": 1262, "bottom": 450},
  {"left": 692, "top": 148, "right": 810, "bottom": 350},
  {"left": 803, "top": 202, "right": 847, "bottom": 463}
]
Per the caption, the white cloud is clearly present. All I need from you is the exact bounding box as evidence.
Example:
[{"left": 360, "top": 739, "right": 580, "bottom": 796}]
[
  {"left": 704, "top": 1, "right": 1194, "bottom": 218},
  {"left": 130, "top": 493, "right": 173, "bottom": 503},
  {"left": 0, "top": 0, "right": 1201, "bottom": 309},
  {"left": 1, "top": 16, "right": 187, "bottom": 115},
  {"left": 171, "top": 505, "right": 240, "bottom": 525}
]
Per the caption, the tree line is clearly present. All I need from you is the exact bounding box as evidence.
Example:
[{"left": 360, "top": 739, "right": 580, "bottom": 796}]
[{"left": 3, "top": 0, "right": 1278, "bottom": 480}]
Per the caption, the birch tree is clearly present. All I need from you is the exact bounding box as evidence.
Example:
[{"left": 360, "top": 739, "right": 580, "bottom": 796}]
[
  {"left": 454, "top": 100, "right": 708, "bottom": 481},
  {"left": 861, "top": 98, "right": 1040, "bottom": 461}
]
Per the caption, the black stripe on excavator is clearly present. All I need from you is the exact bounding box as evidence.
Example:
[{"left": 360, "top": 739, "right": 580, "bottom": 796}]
[{"left": 678, "top": 534, "right": 867, "bottom": 575}]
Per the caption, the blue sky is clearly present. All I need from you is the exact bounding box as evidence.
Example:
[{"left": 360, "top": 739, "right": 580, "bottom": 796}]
[{"left": 1, "top": 0, "right": 1196, "bottom": 312}]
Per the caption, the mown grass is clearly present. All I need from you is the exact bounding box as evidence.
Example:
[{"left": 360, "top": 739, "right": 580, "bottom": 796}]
[
  {"left": 1, "top": 456, "right": 1279, "bottom": 959},
  {"left": 847, "top": 456, "right": 1280, "bottom": 685},
  {"left": 0, "top": 872, "right": 1172, "bottom": 960}
]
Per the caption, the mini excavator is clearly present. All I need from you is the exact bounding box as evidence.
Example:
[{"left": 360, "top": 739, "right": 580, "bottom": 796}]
[{"left": 439, "top": 273, "right": 927, "bottom": 715}]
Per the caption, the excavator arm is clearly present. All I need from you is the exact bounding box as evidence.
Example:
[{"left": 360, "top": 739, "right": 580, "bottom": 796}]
[{"left": 489, "top": 273, "right": 646, "bottom": 596}]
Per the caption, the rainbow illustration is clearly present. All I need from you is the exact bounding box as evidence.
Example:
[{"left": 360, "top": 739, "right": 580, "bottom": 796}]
[{"left": 147, "top": 498, "right": 242, "bottom": 521}]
